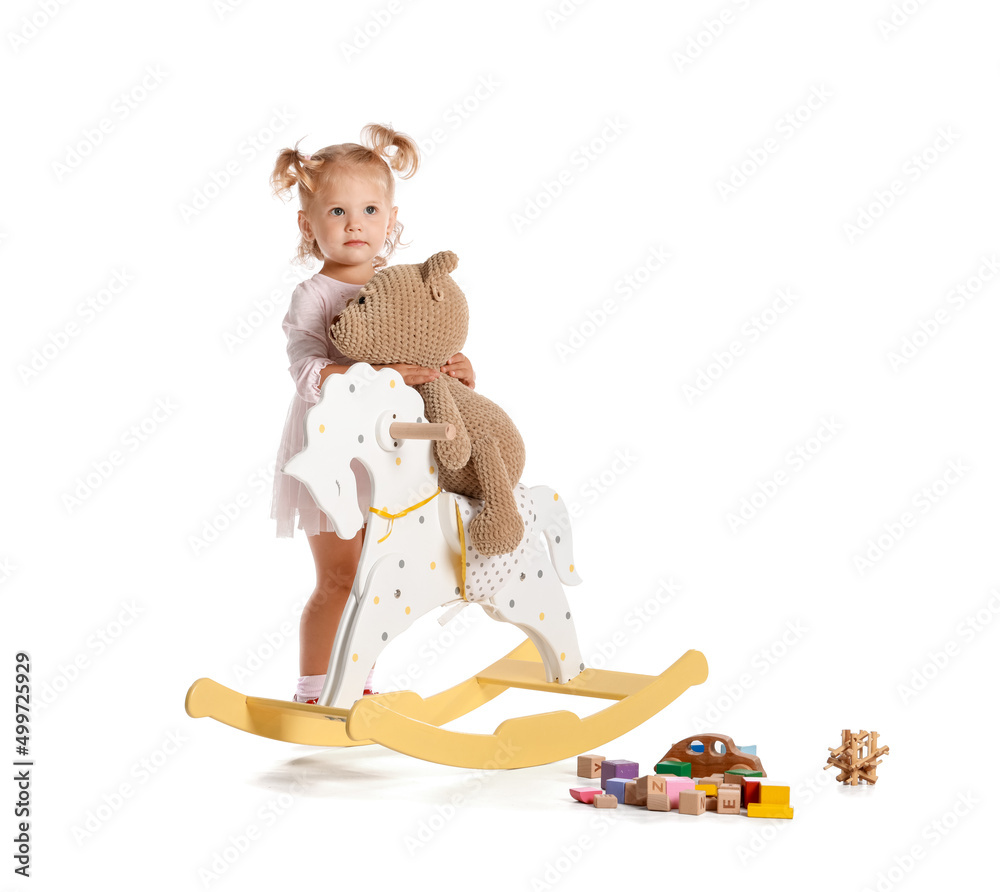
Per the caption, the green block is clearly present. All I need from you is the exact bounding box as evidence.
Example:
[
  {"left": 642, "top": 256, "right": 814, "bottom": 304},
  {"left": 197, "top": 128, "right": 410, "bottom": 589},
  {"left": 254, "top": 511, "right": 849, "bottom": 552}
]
[
  {"left": 654, "top": 761, "right": 692, "bottom": 777},
  {"left": 727, "top": 768, "right": 763, "bottom": 777}
]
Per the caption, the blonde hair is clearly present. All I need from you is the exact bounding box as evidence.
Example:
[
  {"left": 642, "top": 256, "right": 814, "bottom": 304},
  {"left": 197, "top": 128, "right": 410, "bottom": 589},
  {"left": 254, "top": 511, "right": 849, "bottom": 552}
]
[{"left": 270, "top": 123, "right": 420, "bottom": 270}]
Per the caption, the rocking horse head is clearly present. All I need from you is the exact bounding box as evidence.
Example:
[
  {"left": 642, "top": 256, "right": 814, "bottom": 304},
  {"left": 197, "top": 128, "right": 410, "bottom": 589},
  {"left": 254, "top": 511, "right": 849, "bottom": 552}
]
[{"left": 282, "top": 364, "right": 437, "bottom": 539}]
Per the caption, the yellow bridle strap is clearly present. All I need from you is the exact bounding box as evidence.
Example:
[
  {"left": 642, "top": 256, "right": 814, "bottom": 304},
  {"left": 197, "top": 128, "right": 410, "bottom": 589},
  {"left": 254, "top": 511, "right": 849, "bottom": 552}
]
[
  {"left": 369, "top": 489, "right": 442, "bottom": 543},
  {"left": 455, "top": 500, "right": 467, "bottom": 600}
]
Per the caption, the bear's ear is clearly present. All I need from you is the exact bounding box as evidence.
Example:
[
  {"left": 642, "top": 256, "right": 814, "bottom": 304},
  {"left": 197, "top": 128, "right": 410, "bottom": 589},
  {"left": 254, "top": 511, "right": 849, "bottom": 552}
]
[{"left": 421, "top": 251, "right": 459, "bottom": 300}]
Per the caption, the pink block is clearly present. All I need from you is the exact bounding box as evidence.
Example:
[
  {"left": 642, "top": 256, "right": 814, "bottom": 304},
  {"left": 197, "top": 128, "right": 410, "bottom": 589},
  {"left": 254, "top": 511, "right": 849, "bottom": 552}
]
[
  {"left": 570, "top": 787, "right": 603, "bottom": 804},
  {"left": 664, "top": 777, "right": 696, "bottom": 809}
]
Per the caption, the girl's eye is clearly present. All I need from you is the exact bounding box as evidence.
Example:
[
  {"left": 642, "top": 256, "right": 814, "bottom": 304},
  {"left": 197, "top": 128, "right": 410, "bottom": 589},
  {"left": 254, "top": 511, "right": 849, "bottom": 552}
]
[
  {"left": 330, "top": 208, "right": 344, "bottom": 216},
  {"left": 365, "top": 206, "right": 377, "bottom": 215}
]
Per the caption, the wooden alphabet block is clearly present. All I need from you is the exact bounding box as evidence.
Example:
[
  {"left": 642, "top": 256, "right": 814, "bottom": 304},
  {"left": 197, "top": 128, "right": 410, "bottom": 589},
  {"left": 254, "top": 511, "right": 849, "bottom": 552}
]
[
  {"left": 678, "top": 789, "right": 707, "bottom": 815},
  {"left": 646, "top": 792, "right": 671, "bottom": 811},
  {"left": 717, "top": 783, "right": 741, "bottom": 814},
  {"left": 695, "top": 784, "right": 718, "bottom": 797},
  {"left": 636, "top": 775, "right": 666, "bottom": 798},
  {"left": 623, "top": 780, "right": 643, "bottom": 806},
  {"left": 577, "top": 754, "right": 605, "bottom": 779},
  {"left": 743, "top": 778, "right": 761, "bottom": 806},
  {"left": 593, "top": 793, "right": 618, "bottom": 808},
  {"left": 664, "top": 776, "right": 696, "bottom": 809}
]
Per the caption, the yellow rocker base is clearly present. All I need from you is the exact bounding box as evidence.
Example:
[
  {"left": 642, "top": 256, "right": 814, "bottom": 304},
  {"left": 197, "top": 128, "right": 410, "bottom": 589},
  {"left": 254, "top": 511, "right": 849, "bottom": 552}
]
[{"left": 185, "top": 640, "right": 709, "bottom": 770}]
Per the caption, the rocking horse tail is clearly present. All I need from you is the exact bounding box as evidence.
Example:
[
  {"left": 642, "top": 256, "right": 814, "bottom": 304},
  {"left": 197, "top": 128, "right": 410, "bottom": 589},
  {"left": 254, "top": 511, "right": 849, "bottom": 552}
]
[{"left": 530, "top": 485, "right": 583, "bottom": 587}]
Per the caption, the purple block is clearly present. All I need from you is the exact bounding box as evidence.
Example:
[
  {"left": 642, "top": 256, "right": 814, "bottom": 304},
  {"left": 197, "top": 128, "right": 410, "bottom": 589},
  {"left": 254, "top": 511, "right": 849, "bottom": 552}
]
[
  {"left": 605, "top": 778, "right": 629, "bottom": 804},
  {"left": 600, "top": 759, "right": 639, "bottom": 790}
]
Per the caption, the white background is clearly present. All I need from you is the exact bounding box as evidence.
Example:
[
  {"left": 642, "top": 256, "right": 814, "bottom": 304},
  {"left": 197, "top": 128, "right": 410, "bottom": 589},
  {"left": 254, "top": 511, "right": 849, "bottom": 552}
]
[{"left": 2, "top": 0, "right": 997, "bottom": 889}]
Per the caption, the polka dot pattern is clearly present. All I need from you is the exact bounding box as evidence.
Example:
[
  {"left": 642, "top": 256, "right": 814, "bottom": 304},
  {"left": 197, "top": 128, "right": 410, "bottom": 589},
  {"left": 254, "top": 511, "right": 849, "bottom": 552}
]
[{"left": 457, "top": 483, "right": 535, "bottom": 602}]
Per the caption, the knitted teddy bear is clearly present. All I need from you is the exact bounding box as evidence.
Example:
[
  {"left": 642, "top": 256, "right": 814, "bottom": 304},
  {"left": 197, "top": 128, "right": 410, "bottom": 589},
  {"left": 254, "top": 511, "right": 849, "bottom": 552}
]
[{"left": 329, "top": 250, "right": 526, "bottom": 557}]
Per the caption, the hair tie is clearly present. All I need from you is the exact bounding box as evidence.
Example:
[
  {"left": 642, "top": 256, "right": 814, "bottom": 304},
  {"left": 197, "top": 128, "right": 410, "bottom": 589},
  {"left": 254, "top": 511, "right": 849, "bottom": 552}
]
[{"left": 302, "top": 153, "right": 312, "bottom": 161}]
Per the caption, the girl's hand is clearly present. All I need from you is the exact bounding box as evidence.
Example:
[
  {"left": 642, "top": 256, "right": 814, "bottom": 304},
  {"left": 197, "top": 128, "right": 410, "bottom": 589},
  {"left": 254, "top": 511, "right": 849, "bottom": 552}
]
[
  {"left": 375, "top": 363, "right": 441, "bottom": 386},
  {"left": 442, "top": 352, "right": 475, "bottom": 389}
]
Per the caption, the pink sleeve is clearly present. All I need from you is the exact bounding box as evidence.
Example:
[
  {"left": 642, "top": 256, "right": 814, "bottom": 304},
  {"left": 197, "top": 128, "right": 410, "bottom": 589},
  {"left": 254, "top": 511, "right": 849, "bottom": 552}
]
[{"left": 282, "top": 281, "right": 332, "bottom": 404}]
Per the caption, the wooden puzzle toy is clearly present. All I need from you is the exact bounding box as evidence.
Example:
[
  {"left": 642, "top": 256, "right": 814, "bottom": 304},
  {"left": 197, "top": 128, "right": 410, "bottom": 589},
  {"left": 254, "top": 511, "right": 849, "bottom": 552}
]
[
  {"left": 593, "top": 794, "right": 618, "bottom": 808},
  {"left": 185, "top": 363, "right": 708, "bottom": 769},
  {"left": 658, "top": 734, "right": 765, "bottom": 779},
  {"left": 824, "top": 729, "right": 889, "bottom": 785}
]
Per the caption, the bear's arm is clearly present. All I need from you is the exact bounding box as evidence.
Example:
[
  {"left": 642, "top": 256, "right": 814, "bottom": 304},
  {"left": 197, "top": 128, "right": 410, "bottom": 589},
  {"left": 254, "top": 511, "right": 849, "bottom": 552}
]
[{"left": 417, "top": 378, "right": 472, "bottom": 470}]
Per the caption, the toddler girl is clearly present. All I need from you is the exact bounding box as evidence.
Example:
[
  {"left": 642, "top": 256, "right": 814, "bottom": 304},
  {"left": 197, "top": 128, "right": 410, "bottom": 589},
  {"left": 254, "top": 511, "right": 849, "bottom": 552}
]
[{"left": 268, "top": 124, "right": 476, "bottom": 704}]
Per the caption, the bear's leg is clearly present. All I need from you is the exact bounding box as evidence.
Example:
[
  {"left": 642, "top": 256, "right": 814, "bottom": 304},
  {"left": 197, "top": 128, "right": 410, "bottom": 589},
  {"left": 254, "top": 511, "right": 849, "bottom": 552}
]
[{"left": 468, "top": 435, "right": 525, "bottom": 556}]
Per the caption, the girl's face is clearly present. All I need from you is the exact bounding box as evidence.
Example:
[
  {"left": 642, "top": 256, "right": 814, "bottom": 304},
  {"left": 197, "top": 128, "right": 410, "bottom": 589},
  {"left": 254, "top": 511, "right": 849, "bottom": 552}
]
[{"left": 298, "top": 171, "right": 398, "bottom": 283}]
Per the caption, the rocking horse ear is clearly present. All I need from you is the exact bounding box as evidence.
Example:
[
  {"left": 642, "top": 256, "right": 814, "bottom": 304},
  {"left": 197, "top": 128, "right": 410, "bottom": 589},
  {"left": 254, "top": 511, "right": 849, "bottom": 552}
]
[{"left": 421, "top": 250, "right": 459, "bottom": 300}]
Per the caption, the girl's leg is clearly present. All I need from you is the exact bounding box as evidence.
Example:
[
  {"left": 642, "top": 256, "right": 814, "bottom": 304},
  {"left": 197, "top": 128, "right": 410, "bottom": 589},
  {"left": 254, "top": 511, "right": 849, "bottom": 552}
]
[{"left": 300, "top": 525, "right": 365, "bottom": 676}]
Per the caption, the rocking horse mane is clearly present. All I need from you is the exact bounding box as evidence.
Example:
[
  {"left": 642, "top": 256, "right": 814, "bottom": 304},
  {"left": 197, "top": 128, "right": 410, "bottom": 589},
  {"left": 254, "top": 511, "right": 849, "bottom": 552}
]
[{"left": 282, "top": 364, "right": 435, "bottom": 538}]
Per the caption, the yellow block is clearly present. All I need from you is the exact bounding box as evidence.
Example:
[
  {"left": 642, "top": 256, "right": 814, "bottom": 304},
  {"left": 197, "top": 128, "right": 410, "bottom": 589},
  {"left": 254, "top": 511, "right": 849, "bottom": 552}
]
[
  {"left": 695, "top": 784, "right": 717, "bottom": 796},
  {"left": 747, "top": 803, "right": 794, "bottom": 819},
  {"left": 760, "top": 785, "right": 791, "bottom": 805}
]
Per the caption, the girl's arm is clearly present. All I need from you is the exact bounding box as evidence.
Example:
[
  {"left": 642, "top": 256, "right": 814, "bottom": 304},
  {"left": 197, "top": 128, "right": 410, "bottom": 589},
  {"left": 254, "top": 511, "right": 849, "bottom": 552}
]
[{"left": 283, "top": 282, "right": 339, "bottom": 405}]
